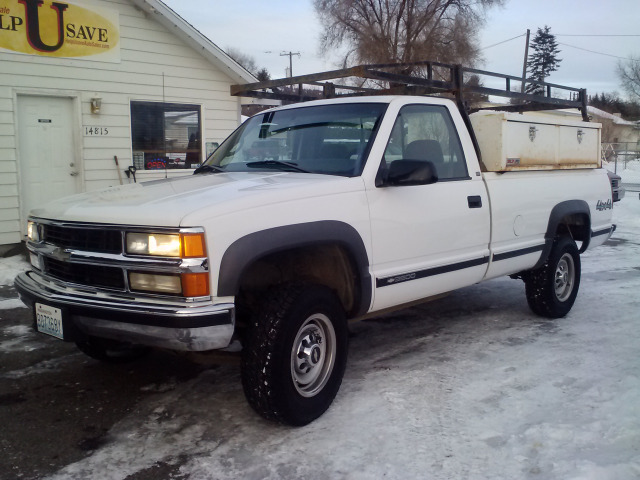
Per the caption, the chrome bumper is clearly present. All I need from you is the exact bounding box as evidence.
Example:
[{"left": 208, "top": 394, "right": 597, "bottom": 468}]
[{"left": 15, "top": 271, "right": 235, "bottom": 352}]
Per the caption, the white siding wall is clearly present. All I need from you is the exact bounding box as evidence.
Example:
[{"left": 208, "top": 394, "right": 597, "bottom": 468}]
[{"left": 0, "top": 0, "right": 242, "bottom": 244}]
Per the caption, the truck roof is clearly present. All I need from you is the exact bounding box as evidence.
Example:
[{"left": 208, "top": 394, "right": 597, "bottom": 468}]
[{"left": 253, "top": 94, "right": 457, "bottom": 114}]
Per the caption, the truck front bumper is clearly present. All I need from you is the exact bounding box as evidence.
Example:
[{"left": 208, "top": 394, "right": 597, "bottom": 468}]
[{"left": 15, "top": 271, "right": 235, "bottom": 352}]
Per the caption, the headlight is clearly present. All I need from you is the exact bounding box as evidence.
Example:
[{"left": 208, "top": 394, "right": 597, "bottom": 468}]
[
  {"left": 125, "top": 232, "right": 206, "bottom": 258},
  {"left": 27, "top": 221, "right": 39, "bottom": 242},
  {"left": 128, "top": 272, "right": 210, "bottom": 297},
  {"left": 127, "top": 232, "right": 180, "bottom": 256},
  {"left": 129, "top": 272, "right": 182, "bottom": 294}
]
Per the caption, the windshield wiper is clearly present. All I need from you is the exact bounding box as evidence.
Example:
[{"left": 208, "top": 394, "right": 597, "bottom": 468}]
[
  {"left": 193, "top": 164, "right": 225, "bottom": 174},
  {"left": 246, "top": 160, "right": 310, "bottom": 173}
]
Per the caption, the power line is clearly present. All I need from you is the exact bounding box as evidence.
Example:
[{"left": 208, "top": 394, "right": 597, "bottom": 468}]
[
  {"left": 481, "top": 33, "right": 525, "bottom": 50},
  {"left": 557, "top": 42, "right": 638, "bottom": 61},
  {"left": 480, "top": 33, "right": 640, "bottom": 63},
  {"left": 556, "top": 34, "right": 640, "bottom": 37}
]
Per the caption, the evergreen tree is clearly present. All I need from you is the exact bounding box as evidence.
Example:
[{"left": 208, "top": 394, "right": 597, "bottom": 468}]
[
  {"left": 256, "top": 68, "right": 271, "bottom": 82},
  {"left": 589, "top": 92, "right": 640, "bottom": 120},
  {"left": 525, "top": 26, "right": 561, "bottom": 95}
]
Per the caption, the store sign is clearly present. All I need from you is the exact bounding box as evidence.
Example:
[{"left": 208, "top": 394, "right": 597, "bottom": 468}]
[{"left": 0, "top": 0, "right": 120, "bottom": 62}]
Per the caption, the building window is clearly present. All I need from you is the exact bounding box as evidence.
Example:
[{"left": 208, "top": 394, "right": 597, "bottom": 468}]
[{"left": 131, "top": 101, "right": 202, "bottom": 170}]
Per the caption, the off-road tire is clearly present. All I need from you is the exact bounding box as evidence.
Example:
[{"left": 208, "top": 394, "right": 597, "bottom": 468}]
[
  {"left": 241, "top": 284, "right": 348, "bottom": 426},
  {"left": 524, "top": 236, "right": 581, "bottom": 318},
  {"left": 75, "top": 337, "right": 150, "bottom": 364}
]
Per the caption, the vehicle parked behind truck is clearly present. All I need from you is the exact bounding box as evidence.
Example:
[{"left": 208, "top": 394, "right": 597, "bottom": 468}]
[{"left": 16, "top": 62, "right": 615, "bottom": 425}]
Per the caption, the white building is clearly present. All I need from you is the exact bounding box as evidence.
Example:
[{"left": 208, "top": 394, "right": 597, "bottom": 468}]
[{"left": 0, "top": 0, "right": 255, "bottom": 250}]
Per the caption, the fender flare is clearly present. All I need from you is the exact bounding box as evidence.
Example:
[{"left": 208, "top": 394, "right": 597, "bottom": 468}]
[
  {"left": 533, "top": 199, "right": 591, "bottom": 269},
  {"left": 217, "top": 221, "right": 372, "bottom": 316}
]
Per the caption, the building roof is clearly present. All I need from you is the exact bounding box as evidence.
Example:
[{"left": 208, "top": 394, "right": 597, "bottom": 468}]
[
  {"left": 588, "top": 106, "right": 640, "bottom": 127},
  {"left": 129, "top": 0, "right": 257, "bottom": 85}
]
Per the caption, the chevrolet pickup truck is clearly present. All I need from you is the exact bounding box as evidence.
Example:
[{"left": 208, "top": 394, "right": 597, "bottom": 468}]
[{"left": 16, "top": 73, "right": 616, "bottom": 426}]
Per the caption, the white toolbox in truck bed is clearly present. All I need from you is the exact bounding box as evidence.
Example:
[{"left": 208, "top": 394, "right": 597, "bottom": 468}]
[{"left": 470, "top": 111, "right": 601, "bottom": 172}]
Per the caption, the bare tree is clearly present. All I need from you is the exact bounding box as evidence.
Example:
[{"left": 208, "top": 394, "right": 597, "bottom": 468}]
[
  {"left": 226, "top": 47, "right": 260, "bottom": 76},
  {"left": 314, "top": 0, "right": 503, "bottom": 74},
  {"left": 617, "top": 55, "right": 640, "bottom": 100}
]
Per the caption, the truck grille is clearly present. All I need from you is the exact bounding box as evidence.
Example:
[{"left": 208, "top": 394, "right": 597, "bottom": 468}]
[
  {"left": 42, "top": 224, "right": 122, "bottom": 254},
  {"left": 30, "top": 221, "right": 203, "bottom": 296},
  {"left": 44, "top": 257, "right": 125, "bottom": 290}
]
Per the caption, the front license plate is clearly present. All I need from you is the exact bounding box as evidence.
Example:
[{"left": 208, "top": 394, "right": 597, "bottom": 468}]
[{"left": 35, "top": 303, "right": 64, "bottom": 340}]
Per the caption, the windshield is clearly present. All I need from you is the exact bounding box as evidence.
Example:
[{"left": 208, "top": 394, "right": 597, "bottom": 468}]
[{"left": 200, "top": 103, "right": 387, "bottom": 176}]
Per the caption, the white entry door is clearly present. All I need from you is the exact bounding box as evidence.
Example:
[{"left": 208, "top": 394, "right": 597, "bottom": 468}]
[{"left": 18, "top": 96, "right": 80, "bottom": 231}]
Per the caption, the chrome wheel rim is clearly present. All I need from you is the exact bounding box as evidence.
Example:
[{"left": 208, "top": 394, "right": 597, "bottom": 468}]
[
  {"left": 554, "top": 253, "right": 575, "bottom": 302},
  {"left": 291, "top": 313, "right": 336, "bottom": 398}
]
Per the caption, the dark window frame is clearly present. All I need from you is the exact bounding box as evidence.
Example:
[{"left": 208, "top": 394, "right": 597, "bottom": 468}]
[{"left": 382, "top": 104, "right": 471, "bottom": 182}]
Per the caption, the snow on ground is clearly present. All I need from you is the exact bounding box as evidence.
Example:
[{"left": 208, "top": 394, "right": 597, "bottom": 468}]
[
  {"left": 605, "top": 157, "right": 640, "bottom": 186},
  {"left": 0, "top": 253, "right": 28, "bottom": 288},
  {"left": 1, "top": 198, "right": 640, "bottom": 480}
]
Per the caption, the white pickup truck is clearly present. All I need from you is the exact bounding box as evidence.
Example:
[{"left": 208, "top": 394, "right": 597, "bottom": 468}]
[{"left": 16, "top": 81, "right": 616, "bottom": 425}]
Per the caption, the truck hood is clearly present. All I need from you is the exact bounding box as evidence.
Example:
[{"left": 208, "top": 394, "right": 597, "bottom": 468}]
[{"left": 31, "top": 172, "right": 363, "bottom": 227}]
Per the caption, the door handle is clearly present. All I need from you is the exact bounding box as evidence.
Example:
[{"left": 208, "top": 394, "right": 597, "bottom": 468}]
[
  {"left": 467, "top": 195, "right": 482, "bottom": 208},
  {"left": 70, "top": 171, "right": 79, "bottom": 176}
]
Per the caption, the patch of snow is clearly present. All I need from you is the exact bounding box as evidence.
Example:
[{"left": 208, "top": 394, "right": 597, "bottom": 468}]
[
  {"left": 0, "top": 325, "right": 40, "bottom": 353},
  {"left": 0, "top": 253, "right": 28, "bottom": 287},
  {"left": 606, "top": 158, "right": 640, "bottom": 185},
  {"left": 140, "top": 380, "right": 179, "bottom": 393},
  {"left": 1, "top": 354, "right": 81, "bottom": 379},
  {"left": 0, "top": 298, "right": 28, "bottom": 310},
  {"left": 588, "top": 106, "right": 640, "bottom": 126}
]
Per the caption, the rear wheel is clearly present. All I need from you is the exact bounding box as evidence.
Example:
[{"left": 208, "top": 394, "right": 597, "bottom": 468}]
[
  {"left": 241, "top": 284, "right": 348, "bottom": 426},
  {"left": 524, "top": 236, "right": 581, "bottom": 318}
]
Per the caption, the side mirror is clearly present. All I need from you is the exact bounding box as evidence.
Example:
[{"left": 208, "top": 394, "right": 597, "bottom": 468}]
[{"left": 385, "top": 160, "right": 438, "bottom": 187}]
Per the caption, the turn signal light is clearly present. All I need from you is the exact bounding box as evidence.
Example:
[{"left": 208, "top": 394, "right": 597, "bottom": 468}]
[
  {"left": 181, "top": 272, "right": 210, "bottom": 297},
  {"left": 181, "top": 233, "right": 206, "bottom": 258}
]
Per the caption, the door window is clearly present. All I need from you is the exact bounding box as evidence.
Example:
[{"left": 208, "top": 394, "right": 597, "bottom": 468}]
[{"left": 382, "top": 104, "right": 469, "bottom": 181}]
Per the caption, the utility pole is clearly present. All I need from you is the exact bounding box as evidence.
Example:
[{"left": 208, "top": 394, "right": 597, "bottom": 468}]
[
  {"left": 521, "top": 29, "right": 531, "bottom": 94},
  {"left": 280, "top": 51, "right": 300, "bottom": 77}
]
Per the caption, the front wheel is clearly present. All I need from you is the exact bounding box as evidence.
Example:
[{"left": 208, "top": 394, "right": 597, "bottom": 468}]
[
  {"left": 241, "top": 284, "right": 348, "bottom": 426},
  {"left": 524, "top": 236, "right": 581, "bottom": 318}
]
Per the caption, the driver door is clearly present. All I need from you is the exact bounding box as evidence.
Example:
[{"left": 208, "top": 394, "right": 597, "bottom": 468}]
[{"left": 366, "top": 104, "right": 491, "bottom": 311}]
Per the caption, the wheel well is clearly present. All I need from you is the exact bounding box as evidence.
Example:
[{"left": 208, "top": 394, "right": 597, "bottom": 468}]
[
  {"left": 531, "top": 203, "right": 592, "bottom": 270},
  {"left": 236, "top": 244, "right": 361, "bottom": 317},
  {"left": 554, "top": 212, "right": 590, "bottom": 246},
  {"left": 545, "top": 200, "right": 591, "bottom": 246}
]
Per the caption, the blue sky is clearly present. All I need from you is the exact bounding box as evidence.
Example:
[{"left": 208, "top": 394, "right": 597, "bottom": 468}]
[{"left": 163, "top": 0, "right": 640, "bottom": 97}]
